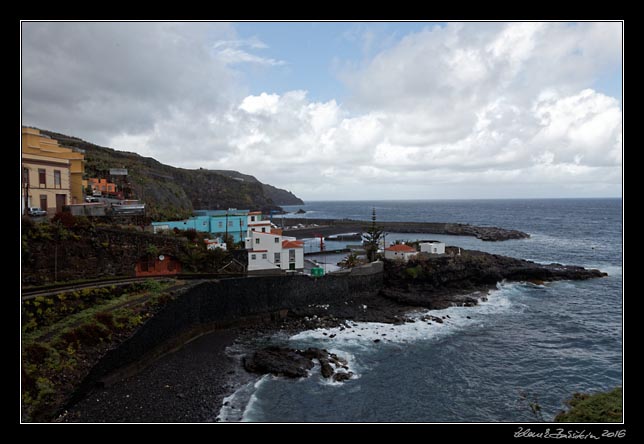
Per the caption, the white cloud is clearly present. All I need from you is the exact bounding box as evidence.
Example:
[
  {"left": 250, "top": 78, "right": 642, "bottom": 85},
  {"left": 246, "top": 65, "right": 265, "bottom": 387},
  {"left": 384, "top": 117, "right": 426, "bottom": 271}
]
[
  {"left": 213, "top": 37, "right": 286, "bottom": 66},
  {"left": 23, "top": 22, "right": 622, "bottom": 200},
  {"left": 216, "top": 47, "right": 286, "bottom": 66}
]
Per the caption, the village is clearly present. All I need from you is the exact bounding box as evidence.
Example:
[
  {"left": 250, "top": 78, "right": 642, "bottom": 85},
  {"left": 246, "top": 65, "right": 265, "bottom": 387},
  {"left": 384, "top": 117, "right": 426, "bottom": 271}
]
[{"left": 21, "top": 126, "right": 449, "bottom": 280}]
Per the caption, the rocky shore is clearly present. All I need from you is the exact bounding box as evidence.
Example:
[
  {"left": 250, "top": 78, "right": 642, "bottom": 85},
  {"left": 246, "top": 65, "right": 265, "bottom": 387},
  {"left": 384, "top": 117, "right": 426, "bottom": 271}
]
[
  {"left": 281, "top": 218, "right": 530, "bottom": 242},
  {"left": 61, "top": 248, "right": 605, "bottom": 422}
]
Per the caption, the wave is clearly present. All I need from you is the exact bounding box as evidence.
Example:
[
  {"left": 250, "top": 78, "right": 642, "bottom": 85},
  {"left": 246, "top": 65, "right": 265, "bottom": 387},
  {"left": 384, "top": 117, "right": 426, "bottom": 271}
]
[
  {"left": 290, "top": 284, "right": 521, "bottom": 348},
  {"left": 216, "top": 375, "right": 272, "bottom": 422}
]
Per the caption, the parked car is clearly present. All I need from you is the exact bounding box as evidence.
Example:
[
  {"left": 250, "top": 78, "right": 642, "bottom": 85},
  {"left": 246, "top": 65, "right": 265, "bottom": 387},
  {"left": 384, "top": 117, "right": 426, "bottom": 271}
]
[
  {"left": 27, "top": 207, "right": 47, "bottom": 217},
  {"left": 85, "top": 196, "right": 100, "bottom": 203}
]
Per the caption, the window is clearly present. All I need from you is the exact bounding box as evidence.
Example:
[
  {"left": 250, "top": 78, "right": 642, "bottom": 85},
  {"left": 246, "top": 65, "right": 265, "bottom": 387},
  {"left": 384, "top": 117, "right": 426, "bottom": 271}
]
[
  {"left": 53, "top": 170, "right": 61, "bottom": 188},
  {"left": 255, "top": 238, "right": 260, "bottom": 244},
  {"left": 274, "top": 252, "right": 281, "bottom": 263},
  {"left": 38, "top": 169, "right": 46, "bottom": 186},
  {"left": 218, "top": 221, "right": 223, "bottom": 228},
  {"left": 289, "top": 249, "right": 295, "bottom": 262},
  {"left": 23, "top": 167, "right": 29, "bottom": 185},
  {"left": 228, "top": 220, "right": 233, "bottom": 227},
  {"left": 251, "top": 216, "right": 255, "bottom": 222},
  {"left": 274, "top": 237, "right": 279, "bottom": 243},
  {"left": 261, "top": 227, "right": 266, "bottom": 232},
  {"left": 251, "top": 254, "right": 256, "bottom": 260},
  {"left": 262, "top": 253, "right": 267, "bottom": 260}
]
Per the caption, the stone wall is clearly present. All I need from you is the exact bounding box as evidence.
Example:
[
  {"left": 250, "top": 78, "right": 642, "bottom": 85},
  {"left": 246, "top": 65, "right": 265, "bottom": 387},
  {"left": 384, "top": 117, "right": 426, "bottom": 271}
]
[
  {"left": 22, "top": 226, "right": 188, "bottom": 285},
  {"left": 68, "top": 263, "right": 383, "bottom": 405}
]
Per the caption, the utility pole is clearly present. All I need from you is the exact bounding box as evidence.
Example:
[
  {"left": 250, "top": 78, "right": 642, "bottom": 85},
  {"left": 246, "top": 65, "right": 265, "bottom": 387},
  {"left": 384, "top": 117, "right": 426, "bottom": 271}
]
[
  {"left": 22, "top": 164, "right": 29, "bottom": 215},
  {"left": 225, "top": 209, "right": 229, "bottom": 242}
]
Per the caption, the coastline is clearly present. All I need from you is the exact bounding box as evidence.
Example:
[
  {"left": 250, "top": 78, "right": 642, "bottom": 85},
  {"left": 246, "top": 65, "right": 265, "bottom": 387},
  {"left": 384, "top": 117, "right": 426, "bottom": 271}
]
[
  {"left": 58, "top": 250, "right": 607, "bottom": 422},
  {"left": 60, "top": 328, "right": 244, "bottom": 422}
]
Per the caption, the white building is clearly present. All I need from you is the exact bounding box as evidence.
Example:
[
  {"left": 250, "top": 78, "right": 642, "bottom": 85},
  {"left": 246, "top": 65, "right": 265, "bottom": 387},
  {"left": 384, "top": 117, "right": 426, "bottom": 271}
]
[
  {"left": 245, "top": 213, "right": 304, "bottom": 272},
  {"left": 419, "top": 241, "right": 445, "bottom": 255},
  {"left": 204, "top": 238, "right": 227, "bottom": 251},
  {"left": 384, "top": 244, "right": 418, "bottom": 261}
]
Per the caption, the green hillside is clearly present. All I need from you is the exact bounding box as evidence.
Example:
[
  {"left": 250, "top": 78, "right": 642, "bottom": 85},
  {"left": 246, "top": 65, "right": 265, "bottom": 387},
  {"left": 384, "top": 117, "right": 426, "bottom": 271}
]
[{"left": 39, "top": 130, "right": 304, "bottom": 220}]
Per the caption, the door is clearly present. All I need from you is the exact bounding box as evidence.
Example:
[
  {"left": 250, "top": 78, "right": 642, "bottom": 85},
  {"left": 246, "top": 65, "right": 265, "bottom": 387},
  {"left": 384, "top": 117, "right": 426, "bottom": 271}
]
[
  {"left": 39, "top": 195, "right": 47, "bottom": 211},
  {"left": 289, "top": 263, "right": 296, "bottom": 271},
  {"left": 56, "top": 194, "right": 67, "bottom": 213}
]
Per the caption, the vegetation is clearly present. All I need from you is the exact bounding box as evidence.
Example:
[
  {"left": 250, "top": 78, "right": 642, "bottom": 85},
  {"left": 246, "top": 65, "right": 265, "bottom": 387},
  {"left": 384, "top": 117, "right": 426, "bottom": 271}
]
[
  {"left": 555, "top": 387, "right": 623, "bottom": 422},
  {"left": 39, "top": 129, "right": 303, "bottom": 220},
  {"left": 362, "top": 207, "right": 384, "bottom": 262},
  {"left": 338, "top": 252, "right": 364, "bottom": 269},
  {"left": 21, "top": 279, "right": 175, "bottom": 422}
]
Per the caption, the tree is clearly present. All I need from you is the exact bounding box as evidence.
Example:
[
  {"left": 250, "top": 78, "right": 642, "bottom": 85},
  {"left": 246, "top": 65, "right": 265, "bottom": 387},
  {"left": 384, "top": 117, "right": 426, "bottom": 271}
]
[
  {"left": 362, "top": 207, "right": 384, "bottom": 262},
  {"left": 339, "top": 252, "right": 362, "bottom": 269}
]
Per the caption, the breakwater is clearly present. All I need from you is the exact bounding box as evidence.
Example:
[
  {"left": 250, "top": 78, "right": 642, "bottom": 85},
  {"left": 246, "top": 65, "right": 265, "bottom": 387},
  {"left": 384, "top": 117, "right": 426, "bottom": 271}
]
[{"left": 281, "top": 218, "right": 529, "bottom": 241}]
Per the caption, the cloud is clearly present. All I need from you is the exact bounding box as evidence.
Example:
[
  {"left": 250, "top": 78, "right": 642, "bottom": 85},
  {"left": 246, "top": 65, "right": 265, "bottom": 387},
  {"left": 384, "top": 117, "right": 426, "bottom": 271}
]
[
  {"left": 22, "top": 22, "right": 622, "bottom": 200},
  {"left": 212, "top": 37, "right": 286, "bottom": 66},
  {"left": 22, "top": 22, "right": 241, "bottom": 143}
]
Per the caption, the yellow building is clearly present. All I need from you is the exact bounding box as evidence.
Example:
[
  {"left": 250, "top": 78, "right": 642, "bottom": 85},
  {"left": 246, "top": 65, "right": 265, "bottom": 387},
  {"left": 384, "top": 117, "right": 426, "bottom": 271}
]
[{"left": 21, "top": 127, "right": 85, "bottom": 215}]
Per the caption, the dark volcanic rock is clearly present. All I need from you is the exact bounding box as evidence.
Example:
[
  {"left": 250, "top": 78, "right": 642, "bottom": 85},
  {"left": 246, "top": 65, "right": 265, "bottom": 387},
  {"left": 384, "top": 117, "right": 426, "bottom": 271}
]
[
  {"left": 381, "top": 248, "right": 607, "bottom": 310},
  {"left": 243, "top": 346, "right": 314, "bottom": 378},
  {"left": 333, "top": 372, "right": 353, "bottom": 382},
  {"left": 244, "top": 347, "right": 352, "bottom": 381}
]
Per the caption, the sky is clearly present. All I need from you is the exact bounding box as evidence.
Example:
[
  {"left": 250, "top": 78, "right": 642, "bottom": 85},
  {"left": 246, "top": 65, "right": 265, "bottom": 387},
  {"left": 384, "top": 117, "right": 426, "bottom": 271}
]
[{"left": 21, "top": 21, "right": 623, "bottom": 201}]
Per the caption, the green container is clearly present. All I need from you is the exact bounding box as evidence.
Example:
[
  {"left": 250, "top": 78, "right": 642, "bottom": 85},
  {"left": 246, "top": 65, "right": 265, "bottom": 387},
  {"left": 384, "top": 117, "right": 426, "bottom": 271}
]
[{"left": 311, "top": 267, "right": 325, "bottom": 277}]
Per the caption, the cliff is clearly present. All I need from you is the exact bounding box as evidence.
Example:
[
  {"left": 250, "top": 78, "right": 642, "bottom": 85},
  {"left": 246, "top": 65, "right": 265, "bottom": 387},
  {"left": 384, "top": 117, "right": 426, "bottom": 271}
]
[
  {"left": 212, "top": 170, "right": 304, "bottom": 205},
  {"left": 38, "top": 129, "right": 304, "bottom": 219}
]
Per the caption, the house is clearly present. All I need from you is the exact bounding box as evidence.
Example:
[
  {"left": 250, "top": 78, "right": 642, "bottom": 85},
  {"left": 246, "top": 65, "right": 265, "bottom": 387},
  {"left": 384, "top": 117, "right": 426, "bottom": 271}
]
[
  {"left": 245, "top": 222, "right": 304, "bottom": 272},
  {"left": 86, "top": 177, "right": 117, "bottom": 195},
  {"left": 21, "top": 127, "right": 85, "bottom": 214},
  {"left": 419, "top": 241, "right": 446, "bottom": 255},
  {"left": 151, "top": 209, "right": 251, "bottom": 243},
  {"left": 135, "top": 254, "right": 182, "bottom": 277},
  {"left": 204, "top": 238, "right": 227, "bottom": 251},
  {"left": 384, "top": 244, "right": 418, "bottom": 261}
]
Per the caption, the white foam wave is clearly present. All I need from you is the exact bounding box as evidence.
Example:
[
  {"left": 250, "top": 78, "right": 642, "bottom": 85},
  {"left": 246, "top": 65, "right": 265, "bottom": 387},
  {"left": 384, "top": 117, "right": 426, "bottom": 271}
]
[
  {"left": 216, "top": 375, "right": 271, "bottom": 423},
  {"left": 290, "top": 284, "right": 518, "bottom": 347},
  {"left": 596, "top": 265, "right": 622, "bottom": 277}
]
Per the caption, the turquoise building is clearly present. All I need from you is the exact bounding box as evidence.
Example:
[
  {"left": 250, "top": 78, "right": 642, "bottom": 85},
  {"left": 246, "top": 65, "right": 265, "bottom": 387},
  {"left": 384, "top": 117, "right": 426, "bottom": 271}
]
[{"left": 151, "top": 209, "right": 251, "bottom": 243}]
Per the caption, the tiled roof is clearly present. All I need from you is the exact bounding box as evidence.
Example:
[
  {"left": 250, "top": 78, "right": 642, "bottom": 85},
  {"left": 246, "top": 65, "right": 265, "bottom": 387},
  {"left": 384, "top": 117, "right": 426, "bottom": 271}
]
[
  {"left": 385, "top": 244, "right": 416, "bottom": 252},
  {"left": 282, "top": 240, "right": 304, "bottom": 249}
]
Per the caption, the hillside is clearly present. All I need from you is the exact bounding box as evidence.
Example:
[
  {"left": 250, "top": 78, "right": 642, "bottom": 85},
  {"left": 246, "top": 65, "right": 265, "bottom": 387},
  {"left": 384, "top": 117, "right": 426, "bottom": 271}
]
[
  {"left": 39, "top": 130, "right": 304, "bottom": 219},
  {"left": 212, "top": 170, "right": 303, "bottom": 205}
]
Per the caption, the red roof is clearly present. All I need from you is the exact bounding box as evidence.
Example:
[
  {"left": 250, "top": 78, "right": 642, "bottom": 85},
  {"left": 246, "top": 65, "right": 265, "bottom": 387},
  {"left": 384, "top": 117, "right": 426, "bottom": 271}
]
[
  {"left": 248, "top": 211, "right": 262, "bottom": 215},
  {"left": 250, "top": 249, "right": 268, "bottom": 253},
  {"left": 385, "top": 244, "right": 416, "bottom": 252},
  {"left": 282, "top": 240, "right": 304, "bottom": 249}
]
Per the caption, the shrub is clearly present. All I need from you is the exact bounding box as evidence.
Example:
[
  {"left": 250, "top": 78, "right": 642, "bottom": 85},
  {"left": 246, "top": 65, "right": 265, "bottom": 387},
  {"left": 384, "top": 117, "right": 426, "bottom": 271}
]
[
  {"left": 24, "top": 343, "right": 51, "bottom": 365},
  {"left": 94, "top": 311, "right": 116, "bottom": 330},
  {"left": 52, "top": 212, "right": 77, "bottom": 229}
]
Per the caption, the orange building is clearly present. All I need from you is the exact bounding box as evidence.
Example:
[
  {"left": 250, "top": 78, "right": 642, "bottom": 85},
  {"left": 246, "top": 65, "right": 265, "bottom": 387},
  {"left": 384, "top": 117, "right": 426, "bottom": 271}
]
[
  {"left": 135, "top": 254, "right": 182, "bottom": 277},
  {"left": 87, "top": 178, "right": 117, "bottom": 194}
]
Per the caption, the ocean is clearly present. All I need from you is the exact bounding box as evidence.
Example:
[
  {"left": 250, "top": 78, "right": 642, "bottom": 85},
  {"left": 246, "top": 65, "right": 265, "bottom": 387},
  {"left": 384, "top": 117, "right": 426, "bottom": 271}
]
[{"left": 219, "top": 198, "right": 622, "bottom": 422}]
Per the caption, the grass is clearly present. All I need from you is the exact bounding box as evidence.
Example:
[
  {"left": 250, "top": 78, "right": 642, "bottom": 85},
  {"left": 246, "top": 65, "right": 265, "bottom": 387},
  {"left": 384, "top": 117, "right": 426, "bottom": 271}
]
[
  {"left": 21, "top": 279, "right": 176, "bottom": 422},
  {"left": 555, "top": 387, "right": 623, "bottom": 423}
]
